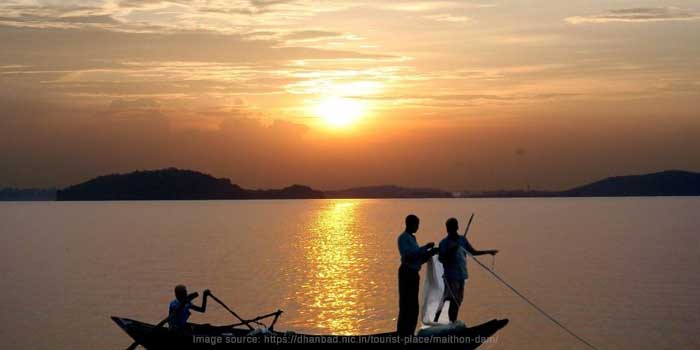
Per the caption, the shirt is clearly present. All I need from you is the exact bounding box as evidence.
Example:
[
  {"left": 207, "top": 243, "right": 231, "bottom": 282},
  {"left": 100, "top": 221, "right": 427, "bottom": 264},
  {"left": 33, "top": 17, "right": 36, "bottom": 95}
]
[
  {"left": 438, "top": 235, "right": 469, "bottom": 281},
  {"left": 168, "top": 299, "right": 192, "bottom": 330},
  {"left": 398, "top": 231, "right": 430, "bottom": 271}
]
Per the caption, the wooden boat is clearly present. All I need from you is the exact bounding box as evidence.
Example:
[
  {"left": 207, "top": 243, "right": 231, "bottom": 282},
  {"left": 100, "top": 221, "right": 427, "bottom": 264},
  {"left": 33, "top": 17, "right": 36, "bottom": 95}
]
[{"left": 112, "top": 315, "right": 508, "bottom": 349}]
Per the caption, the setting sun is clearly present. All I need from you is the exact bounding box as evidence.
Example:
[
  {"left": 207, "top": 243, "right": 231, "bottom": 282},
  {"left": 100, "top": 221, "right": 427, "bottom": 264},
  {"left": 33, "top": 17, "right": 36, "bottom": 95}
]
[{"left": 314, "top": 96, "right": 365, "bottom": 127}]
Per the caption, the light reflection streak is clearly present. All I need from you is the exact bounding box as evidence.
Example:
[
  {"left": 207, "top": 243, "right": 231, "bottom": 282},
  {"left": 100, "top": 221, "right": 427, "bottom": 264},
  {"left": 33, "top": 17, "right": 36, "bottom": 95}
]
[{"left": 296, "top": 200, "right": 370, "bottom": 335}]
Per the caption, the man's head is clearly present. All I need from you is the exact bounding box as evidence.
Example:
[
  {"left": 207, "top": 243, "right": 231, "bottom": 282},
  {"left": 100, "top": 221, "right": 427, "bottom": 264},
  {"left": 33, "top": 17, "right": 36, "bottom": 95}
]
[
  {"left": 446, "top": 217, "right": 459, "bottom": 234},
  {"left": 405, "top": 214, "right": 420, "bottom": 233},
  {"left": 174, "top": 284, "right": 188, "bottom": 302}
]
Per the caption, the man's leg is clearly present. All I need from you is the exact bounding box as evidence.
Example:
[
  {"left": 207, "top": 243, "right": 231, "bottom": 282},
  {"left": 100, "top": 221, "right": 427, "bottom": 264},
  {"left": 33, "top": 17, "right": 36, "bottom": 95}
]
[
  {"left": 397, "top": 266, "right": 405, "bottom": 334},
  {"left": 397, "top": 265, "right": 419, "bottom": 336},
  {"left": 397, "top": 266, "right": 410, "bottom": 335},
  {"left": 447, "top": 279, "right": 465, "bottom": 322},
  {"left": 406, "top": 270, "right": 420, "bottom": 334}
]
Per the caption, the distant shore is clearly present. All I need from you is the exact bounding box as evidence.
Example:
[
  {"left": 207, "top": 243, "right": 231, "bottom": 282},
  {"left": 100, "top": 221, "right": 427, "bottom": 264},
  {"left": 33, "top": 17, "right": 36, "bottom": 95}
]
[{"left": 2, "top": 168, "right": 699, "bottom": 201}]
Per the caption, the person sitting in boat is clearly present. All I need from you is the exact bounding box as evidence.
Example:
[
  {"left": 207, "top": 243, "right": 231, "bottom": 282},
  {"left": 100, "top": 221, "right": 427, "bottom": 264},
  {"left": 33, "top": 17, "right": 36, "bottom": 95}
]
[
  {"left": 168, "top": 285, "right": 210, "bottom": 331},
  {"left": 397, "top": 214, "right": 439, "bottom": 336},
  {"left": 438, "top": 218, "right": 498, "bottom": 323}
]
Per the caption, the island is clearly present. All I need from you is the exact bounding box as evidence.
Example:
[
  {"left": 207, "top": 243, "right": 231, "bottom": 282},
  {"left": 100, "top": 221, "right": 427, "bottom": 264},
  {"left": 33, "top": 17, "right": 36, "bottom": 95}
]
[
  {"left": 56, "top": 168, "right": 324, "bottom": 200},
  {"left": 459, "top": 170, "right": 700, "bottom": 198}
]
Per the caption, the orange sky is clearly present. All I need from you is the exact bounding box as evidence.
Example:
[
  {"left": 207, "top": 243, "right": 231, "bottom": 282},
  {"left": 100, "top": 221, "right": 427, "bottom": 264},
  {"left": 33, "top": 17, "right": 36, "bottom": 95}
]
[{"left": 1, "top": 1, "right": 699, "bottom": 190}]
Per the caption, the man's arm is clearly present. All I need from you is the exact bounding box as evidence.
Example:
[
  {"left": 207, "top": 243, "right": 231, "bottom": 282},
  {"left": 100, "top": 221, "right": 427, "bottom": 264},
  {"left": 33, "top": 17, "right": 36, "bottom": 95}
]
[
  {"left": 399, "top": 235, "right": 434, "bottom": 260},
  {"left": 191, "top": 289, "right": 210, "bottom": 313},
  {"left": 465, "top": 239, "right": 498, "bottom": 256}
]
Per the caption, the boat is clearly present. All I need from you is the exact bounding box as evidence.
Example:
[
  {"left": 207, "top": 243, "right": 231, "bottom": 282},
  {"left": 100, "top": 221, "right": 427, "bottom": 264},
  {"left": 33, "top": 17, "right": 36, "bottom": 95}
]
[{"left": 112, "top": 314, "right": 508, "bottom": 349}]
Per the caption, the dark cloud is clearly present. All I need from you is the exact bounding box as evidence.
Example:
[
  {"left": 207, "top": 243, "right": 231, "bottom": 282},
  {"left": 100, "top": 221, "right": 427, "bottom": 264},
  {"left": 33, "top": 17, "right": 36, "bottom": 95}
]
[
  {"left": 284, "top": 30, "right": 343, "bottom": 41},
  {"left": 0, "top": 13, "right": 120, "bottom": 25},
  {"left": 567, "top": 7, "right": 700, "bottom": 24},
  {"left": 0, "top": 4, "right": 126, "bottom": 30},
  {"left": 249, "top": 0, "right": 299, "bottom": 10},
  {"left": 0, "top": 26, "right": 392, "bottom": 67},
  {"left": 110, "top": 98, "right": 161, "bottom": 111}
]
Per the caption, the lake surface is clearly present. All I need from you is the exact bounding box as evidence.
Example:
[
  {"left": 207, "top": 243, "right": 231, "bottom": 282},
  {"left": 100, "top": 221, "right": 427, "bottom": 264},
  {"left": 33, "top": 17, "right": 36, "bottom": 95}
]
[{"left": 1, "top": 198, "right": 699, "bottom": 350}]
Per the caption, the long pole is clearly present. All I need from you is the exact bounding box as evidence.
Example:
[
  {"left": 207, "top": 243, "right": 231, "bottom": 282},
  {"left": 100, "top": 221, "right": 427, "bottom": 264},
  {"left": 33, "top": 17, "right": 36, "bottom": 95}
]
[
  {"left": 470, "top": 256, "right": 600, "bottom": 350},
  {"left": 209, "top": 293, "right": 255, "bottom": 330},
  {"left": 433, "top": 213, "right": 475, "bottom": 322},
  {"left": 460, "top": 214, "right": 599, "bottom": 349},
  {"left": 463, "top": 213, "right": 475, "bottom": 237}
]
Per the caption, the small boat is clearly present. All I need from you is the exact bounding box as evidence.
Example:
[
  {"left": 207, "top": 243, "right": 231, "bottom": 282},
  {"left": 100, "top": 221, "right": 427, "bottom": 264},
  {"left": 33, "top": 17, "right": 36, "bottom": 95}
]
[{"left": 112, "top": 315, "right": 508, "bottom": 349}]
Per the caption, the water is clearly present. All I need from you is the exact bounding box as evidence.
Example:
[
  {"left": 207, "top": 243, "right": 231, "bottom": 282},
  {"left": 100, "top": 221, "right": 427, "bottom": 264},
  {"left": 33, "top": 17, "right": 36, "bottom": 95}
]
[{"left": 1, "top": 198, "right": 698, "bottom": 350}]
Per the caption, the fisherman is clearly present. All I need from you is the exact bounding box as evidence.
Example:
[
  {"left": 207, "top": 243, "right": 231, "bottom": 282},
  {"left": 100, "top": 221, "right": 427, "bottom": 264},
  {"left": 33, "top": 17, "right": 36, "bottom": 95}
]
[
  {"left": 396, "top": 214, "right": 438, "bottom": 336},
  {"left": 168, "top": 285, "right": 211, "bottom": 331},
  {"left": 438, "top": 218, "right": 498, "bottom": 323}
]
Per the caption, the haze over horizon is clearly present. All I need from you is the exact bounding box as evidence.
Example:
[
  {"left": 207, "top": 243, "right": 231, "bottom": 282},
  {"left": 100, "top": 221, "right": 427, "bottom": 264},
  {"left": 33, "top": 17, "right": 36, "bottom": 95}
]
[{"left": 1, "top": 1, "right": 699, "bottom": 191}]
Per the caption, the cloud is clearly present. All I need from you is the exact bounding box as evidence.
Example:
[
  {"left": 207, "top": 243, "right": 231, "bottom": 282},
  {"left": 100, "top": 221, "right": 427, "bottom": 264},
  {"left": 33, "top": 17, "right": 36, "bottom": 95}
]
[
  {"left": 0, "top": 1, "right": 352, "bottom": 33},
  {"left": 109, "top": 98, "right": 161, "bottom": 111},
  {"left": 373, "top": 1, "right": 495, "bottom": 12},
  {"left": 423, "top": 14, "right": 470, "bottom": 23},
  {"left": 0, "top": 4, "right": 125, "bottom": 30},
  {"left": 566, "top": 7, "right": 700, "bottom": 24},
  {"left": 0, "top": 25, "right": 391, "bottom": 67},
  {"left": 283, "top": 30, "right": 343, "bottom": 41}
]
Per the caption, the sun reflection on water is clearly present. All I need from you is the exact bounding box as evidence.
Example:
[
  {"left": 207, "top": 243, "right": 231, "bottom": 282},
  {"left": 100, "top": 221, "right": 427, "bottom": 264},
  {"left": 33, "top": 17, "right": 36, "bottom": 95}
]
[{"left": 295, "top": 199, "right": 371, "bottom": 335}]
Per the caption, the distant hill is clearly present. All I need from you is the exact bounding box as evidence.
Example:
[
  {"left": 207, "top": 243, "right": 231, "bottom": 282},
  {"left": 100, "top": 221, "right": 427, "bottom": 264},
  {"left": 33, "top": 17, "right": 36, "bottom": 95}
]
[
  {"left": 0, "top": 188, "right": 57, "bottom": 201},
  {"left": 459, "top": 189, "right": 559, "bottom": 198},
  {"left": 326, "top": 185, "right": 453, "bottom": 199},
  {"left": 8, "top": 168, "right": 699, "bottom": 201},
  {"left": 247, "top": 184, "right": 325, "bottom": 200},
  {"left": 564, "top": 170, "right": 700, "bottom": 197},
  {"left": 56, "top": 168, "right": 324, "bottom": 200}
]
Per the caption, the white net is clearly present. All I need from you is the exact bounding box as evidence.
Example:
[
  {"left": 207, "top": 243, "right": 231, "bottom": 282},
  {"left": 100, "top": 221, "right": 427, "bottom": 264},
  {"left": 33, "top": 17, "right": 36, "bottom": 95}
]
[{"left": 420, "top": 255, "right": 452, "bottom": 327}]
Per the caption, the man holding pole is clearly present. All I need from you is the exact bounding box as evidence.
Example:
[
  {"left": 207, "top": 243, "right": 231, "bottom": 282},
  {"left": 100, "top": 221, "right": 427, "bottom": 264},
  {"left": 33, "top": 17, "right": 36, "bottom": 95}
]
[{"left": 437, "top": 217, "right": 498, "bottom": 323}]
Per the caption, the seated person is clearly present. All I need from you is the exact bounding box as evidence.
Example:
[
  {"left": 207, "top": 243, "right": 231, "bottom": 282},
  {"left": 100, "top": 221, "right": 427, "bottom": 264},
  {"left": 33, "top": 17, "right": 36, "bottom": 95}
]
[{"left": 168, "top": 284, "right": 210, "bottom": 331}]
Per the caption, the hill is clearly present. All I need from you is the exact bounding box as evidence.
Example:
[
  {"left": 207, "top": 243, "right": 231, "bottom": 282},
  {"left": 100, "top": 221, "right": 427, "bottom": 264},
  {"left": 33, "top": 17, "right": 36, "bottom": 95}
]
[
  {"left": 326, "top": 185, "right": 453, "bottom": 199},
  {"left": 17, "top": 168, "right": 700, "bottom": 201},
  {"left": 56, "top": 168, "right": 325, "bottom": 200},
  {"left": 564, "top": 170, "right": 700, "bottom": 197}
]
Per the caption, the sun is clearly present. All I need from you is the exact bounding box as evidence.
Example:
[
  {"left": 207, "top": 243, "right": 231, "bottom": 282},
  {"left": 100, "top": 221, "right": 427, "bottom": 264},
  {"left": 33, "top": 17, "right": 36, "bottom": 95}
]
[{"left": 313, "top": 96, "right": 365, "bottom": 128}]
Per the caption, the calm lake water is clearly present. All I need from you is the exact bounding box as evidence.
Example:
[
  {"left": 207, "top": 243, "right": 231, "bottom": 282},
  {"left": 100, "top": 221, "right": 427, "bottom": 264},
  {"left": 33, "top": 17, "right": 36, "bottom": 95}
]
[{"left": 1, "top": 198, "right": 699, "bottom": 350}]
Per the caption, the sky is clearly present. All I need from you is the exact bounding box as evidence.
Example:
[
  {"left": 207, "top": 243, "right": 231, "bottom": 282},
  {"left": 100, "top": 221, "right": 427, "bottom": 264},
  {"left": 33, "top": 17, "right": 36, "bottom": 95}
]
[{"left": 1, "top": 0, "right": 699, "bottom": 191}]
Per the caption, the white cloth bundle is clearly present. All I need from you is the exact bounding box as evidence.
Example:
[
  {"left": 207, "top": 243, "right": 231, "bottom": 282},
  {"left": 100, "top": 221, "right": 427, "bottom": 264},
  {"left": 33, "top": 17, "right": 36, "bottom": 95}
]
[{"left": 420, "top": 255, "right": 452, "bottom": 327}]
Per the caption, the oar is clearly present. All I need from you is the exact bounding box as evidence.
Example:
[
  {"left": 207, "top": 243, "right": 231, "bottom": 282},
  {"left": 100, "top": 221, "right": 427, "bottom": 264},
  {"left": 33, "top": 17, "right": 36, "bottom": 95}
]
[
  {"left": 126, "top": 292, "right": 199, "bottom": 350},
  {"left": 433, "top": 213, "right": 475, "bottom": 322},
  {"left": 208, "top": 292, "right": 255, "bottom": 330}
]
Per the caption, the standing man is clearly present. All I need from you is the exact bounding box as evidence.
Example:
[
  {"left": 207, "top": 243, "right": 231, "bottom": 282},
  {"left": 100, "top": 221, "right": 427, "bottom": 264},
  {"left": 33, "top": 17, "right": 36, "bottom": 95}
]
[
  {"left": 396, "top": 214, "right": 438, "bottom": 336},
  {"left": 438, "top": 218, "right": 498, "bottom": 323}
]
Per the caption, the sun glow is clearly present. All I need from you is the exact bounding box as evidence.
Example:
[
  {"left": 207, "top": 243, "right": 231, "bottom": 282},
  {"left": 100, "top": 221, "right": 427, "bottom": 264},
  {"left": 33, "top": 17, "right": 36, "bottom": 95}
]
[{"left": 314, "top": 96, "right": 365, "bottom": 127}]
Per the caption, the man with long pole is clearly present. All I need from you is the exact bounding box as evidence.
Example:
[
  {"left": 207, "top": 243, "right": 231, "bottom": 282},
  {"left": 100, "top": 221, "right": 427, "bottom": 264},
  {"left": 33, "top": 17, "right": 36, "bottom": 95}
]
[{"left": 437, "top": 216, "right": 498, "bottom": 323}]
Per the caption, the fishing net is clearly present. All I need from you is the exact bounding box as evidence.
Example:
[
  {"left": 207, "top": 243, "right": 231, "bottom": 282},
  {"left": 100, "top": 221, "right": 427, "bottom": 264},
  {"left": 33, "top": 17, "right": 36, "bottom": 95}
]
[{"left": 420, "top": 255, "right": 452, "bottom": 327}]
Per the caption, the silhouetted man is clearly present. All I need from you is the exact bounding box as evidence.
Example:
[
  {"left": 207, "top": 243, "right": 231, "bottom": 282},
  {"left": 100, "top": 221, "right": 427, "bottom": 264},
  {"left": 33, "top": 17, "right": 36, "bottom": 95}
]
[
  {"left": 396, "top": 214, "right": 438, "bottom": 336},
  {"left": 438, "top": 218, "right": 498, "bottom": 322},
  {"left": 168, "top": 285, "right": 211, "bottom": 331}
]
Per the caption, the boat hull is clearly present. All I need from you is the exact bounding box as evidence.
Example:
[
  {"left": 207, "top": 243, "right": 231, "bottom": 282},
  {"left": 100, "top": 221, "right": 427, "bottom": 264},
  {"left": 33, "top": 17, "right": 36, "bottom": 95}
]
[{"left": 111, "top": 316, "right": 508, "bottom": 350}]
